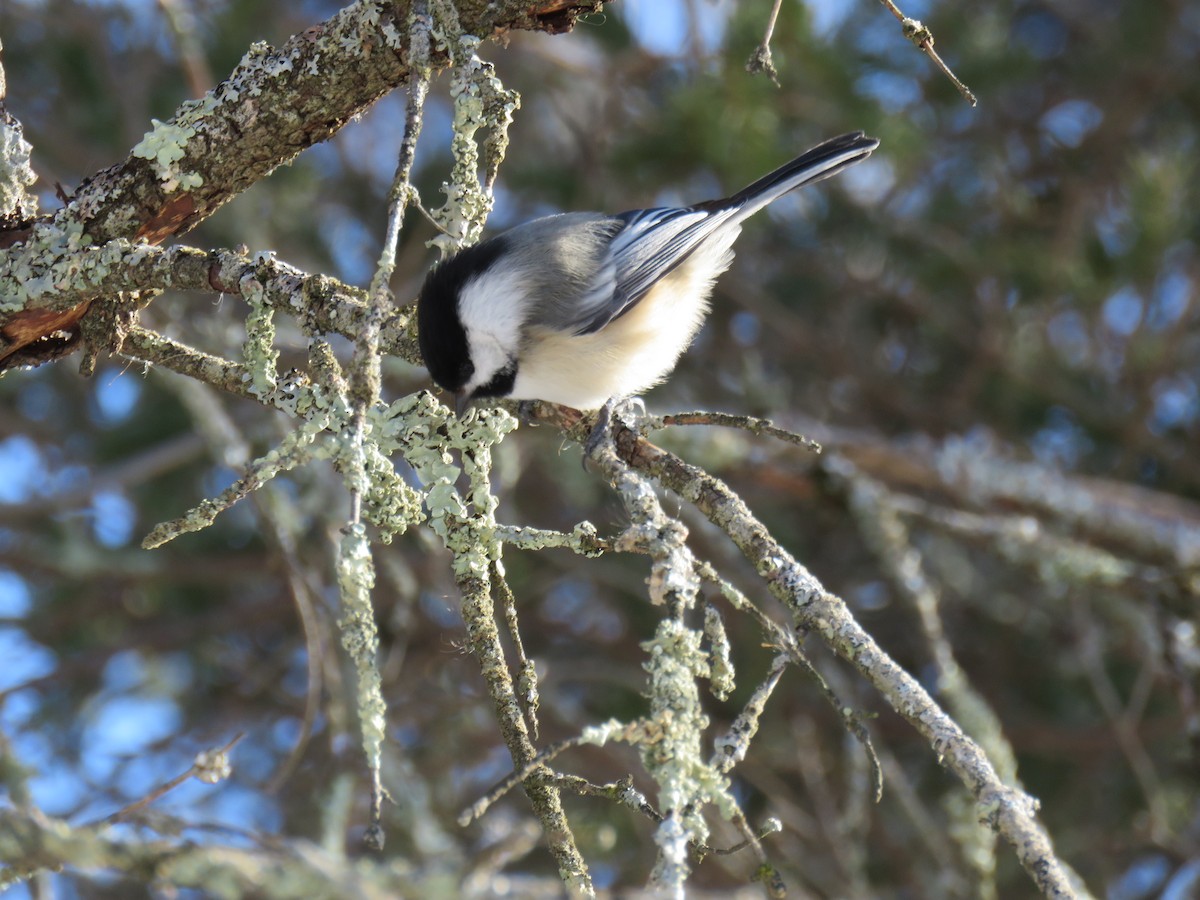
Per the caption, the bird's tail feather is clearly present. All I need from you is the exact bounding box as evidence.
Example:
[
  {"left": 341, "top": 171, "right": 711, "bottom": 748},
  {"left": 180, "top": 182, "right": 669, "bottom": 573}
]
[{"left": 715, "top": 131, "right": 879, "bottom": 220}]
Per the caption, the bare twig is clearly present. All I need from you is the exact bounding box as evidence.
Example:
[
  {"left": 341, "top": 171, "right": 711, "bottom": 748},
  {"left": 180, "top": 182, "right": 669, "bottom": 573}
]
[
  {"left": 651, "top": 410, "right": 821, "bottom": 452},
  {"left": 1072, "top": 599, "right": 1170, "bottom": 843},
  {"left": 263, "top": 501, "right": 327, "bottom": 795},
  {"left": 91, "top": 733, "right": 245, "bottom": 828},
  {"left": 544, "top": 773, "right": 784, "bottom": 866},
  {"left": 459, "top": 735, "right": 591, "bottom": 826},
  {"left": 877, "top": 0, "right": 977, "bottom": 106}
]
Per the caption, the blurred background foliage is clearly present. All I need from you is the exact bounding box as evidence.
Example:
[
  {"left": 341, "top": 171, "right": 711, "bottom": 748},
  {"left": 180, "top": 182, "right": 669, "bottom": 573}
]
[{"left": 2, "top": 0, "right": 1199, "bottom": 896}]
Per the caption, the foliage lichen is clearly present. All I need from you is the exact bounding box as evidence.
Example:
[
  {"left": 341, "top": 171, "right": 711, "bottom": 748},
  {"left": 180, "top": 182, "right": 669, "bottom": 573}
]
[
  {"left": 130, "top": 118, "right": 203, "bottom": 192},
  {"left": 429, "top": 35, "right": 520, "bottom": 252}
]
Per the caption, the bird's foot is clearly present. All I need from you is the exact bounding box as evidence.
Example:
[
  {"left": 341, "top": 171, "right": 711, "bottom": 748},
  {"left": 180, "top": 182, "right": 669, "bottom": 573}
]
[
  {"left": 584, "top": 396, "right": 646, "bottom": 461},
  {"left": 516, "top": 400, "right": 540, "bottom": 426}
]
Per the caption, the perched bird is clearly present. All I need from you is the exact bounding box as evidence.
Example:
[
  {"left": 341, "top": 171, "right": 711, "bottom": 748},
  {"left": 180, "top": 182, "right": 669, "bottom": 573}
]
[{"left": 418, "top": 131, "right": 879, "bottom": 418}]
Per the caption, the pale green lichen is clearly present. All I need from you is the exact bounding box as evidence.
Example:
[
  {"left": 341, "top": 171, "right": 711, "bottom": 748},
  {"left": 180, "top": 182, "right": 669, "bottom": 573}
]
[
  {"left": 0, "top": 222, "right": 161, "bottom": 313},
  {"left": 355, "top": 0, "right": 406, "bottom": 50},
  {"left": 558, "top": 614, "right": 746, "bottom": 892},
  {"left": 650, "top": 812, "right": 691, "bottom": 894},
  {"left": 141, "top": 331, "right": 503, "bottom": 843},
  {"left": 130, "top": 118, "right": 202, "bottom": 192},
  {"left": 337, "top": 523, "right": 387, "bottom": 781},
  {"left": 648, "top": 539, "right": 700, "bottom": 606},
  {"left": 591, "top": 431, "right": 750, "bottom": 890},
  {"left": 359, "top": 441, "right": 425, "bottom": 543},
  {"left": 173, "top": 93, "right": 220, "bottom": 136},
  {"left": 443, "top": 409, "right": 518, "bottom": 576},
  {"left": 0, "top": 112, "right": 38, "bottom": 220},
  {"left": 383, "top": 401, "right": 517, "bottom": 564},
  {"left": 579, "top": 718, "right": 646, "bottom": 748},
  {"left": 703, "top": 606, "right": 735, "bottom": 701},
  {"left": 239, "top": 263, "right": 280, "bottom": 397},
  {"left": 642, "top": 620, "right": 737, "bottom": 835},
  {"left": 429, "top": 36, "right": 520, "bottom": 253},
  {"left": 218, "top": 41, "right": 283, "bottom": 100},
  {"left": 427, "top": 0, "right": 462, "bottom": 57},
  {"left": 491, "top": 521, "right": 605, "bottom": 556},
  {"left": 117, "top": 16, "right": 538, "bottom": 849},
  {"left": 333, "top": 1, "right": 404, "bottom": 55},
  {"left": 712, "top": 657, "right": 785, "bottom": 772}
]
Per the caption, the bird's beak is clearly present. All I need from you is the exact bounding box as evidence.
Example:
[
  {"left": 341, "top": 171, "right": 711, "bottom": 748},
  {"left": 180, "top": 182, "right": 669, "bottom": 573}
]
[{"left": 454, "top": 392, "right": 472, "bottom": 419}]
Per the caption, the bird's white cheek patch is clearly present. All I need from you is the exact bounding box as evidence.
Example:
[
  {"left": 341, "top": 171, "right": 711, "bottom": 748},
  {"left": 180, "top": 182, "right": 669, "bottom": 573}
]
[{"left": 458, "top": 268, "right": 527, "bottom": 392}]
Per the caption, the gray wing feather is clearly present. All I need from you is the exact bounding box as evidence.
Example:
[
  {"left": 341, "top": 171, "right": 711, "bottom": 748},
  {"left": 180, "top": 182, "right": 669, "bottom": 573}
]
[
  {"left": 570, "top": 206, "right": 738, "bottom": 335},
  {"left": 510, "top": 208, "right": 734, "bottom": 337}
]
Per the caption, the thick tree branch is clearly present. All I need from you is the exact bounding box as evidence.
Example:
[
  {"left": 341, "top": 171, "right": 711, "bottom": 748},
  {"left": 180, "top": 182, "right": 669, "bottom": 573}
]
[
  {"left": 50, "top": 0, "right": 601, "bottom": 246},
  {"left": 0, "top": 0, "right": 603, "bottom": 363}
]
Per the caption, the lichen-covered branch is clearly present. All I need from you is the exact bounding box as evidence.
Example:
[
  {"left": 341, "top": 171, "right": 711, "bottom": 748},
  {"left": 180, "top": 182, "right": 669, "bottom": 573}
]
[
  {"left": 584, "top": 422, "right": 741, "bottom": 895},
  {"left": 0, "top": 40, "right": 38, "bottom": 224},
  {"left": 0, "top": 807, "right": 434, "bottom": 896},
  {"left": 516, "top": 409, "right": 1090, "bottom": 899},
  {"left": 420, "top": 408, "right": 593, "bottom": 895},
  {"left": 0, "top": 240, "right": 422, "bottom": 374},
  {"left": 672, "top": 483, "right": 1081, "bottom": 895},
  {"left": 22, "top": 0, "right": 598, "bottom": 247},
  {"left": 0, "top": 0, "right": 603, "bottom": 364},
  {"left": 337, "top": 3, "right": 433, "bottom": 847}
]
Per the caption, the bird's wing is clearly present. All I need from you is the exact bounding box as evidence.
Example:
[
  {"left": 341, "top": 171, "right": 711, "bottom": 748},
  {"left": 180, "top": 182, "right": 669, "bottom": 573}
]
[
  {"left": 568, "top": 205, "right": 739, "bottom": 336},
  {"left": 547, "top": 134, "right": 880, "bottom": 337}
]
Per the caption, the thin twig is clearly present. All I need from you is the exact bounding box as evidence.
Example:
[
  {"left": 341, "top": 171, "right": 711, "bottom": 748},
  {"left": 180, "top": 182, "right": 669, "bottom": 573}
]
[
  {"left": 458, "top": 735, "right": 589, "bottom": 826},
  {"left": 264, "top": 511, "right": 326, "bottom": 794},
  {"left": 651, "top": 410, "right": 821, "bottom": 453},
  {"left": 877, "top": 0, "right": 977, "bottom": 106},
  {"left": 91, "top": 733, "right": 245, "bottom": 828},
  {"left": 545, "top": 773, "right": 784, "bottom": 866},
  {"left": 745, "top": 0, "right": 784, "bottom": 85},
  {"left": 546, "top": 773, "right": 662, "bottom": 821},
  {"left": 1072, "top": 599, "right": 1170, "bottom": 843},
  {"left": 707, "top": 815, "right": 784, "bottom": 859}
]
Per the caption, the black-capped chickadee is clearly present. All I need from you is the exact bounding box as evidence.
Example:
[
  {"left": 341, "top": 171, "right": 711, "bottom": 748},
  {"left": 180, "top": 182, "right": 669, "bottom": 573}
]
[{"left": 418, "top": 132, "right": 879, "bottom": 418}]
